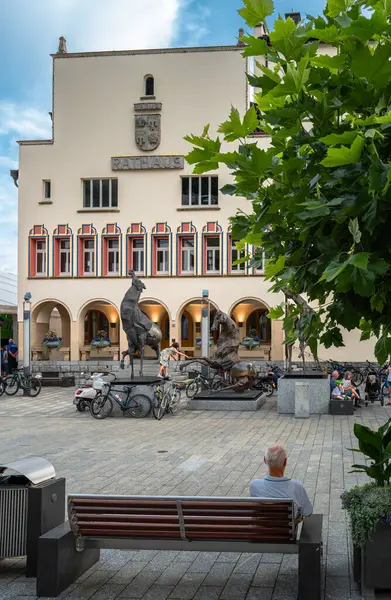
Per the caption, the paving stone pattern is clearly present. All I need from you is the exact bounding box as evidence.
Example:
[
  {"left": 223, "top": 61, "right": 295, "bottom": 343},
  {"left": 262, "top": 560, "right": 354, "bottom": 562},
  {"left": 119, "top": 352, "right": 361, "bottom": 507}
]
[{"left": 1, "top": 388, "right": 391, "bottom": 599}]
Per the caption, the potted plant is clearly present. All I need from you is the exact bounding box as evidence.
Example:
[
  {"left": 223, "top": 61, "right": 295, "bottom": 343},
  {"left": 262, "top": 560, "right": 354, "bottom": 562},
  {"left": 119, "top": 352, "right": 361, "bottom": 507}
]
[
  {"left": 196, "top": 336, "right": 213, "bottom": 348},
  {"left": 240, "top": 337, "right": 261, "bottom": 350},
  {"left": 91, "top": 330, "right": 111, "bottom": 350},
  {"left": 43, "top": 330, "right": 63, "bottom": 357},
  {"left": 341, "top": 418, "right": 391, "bottom": 594}
]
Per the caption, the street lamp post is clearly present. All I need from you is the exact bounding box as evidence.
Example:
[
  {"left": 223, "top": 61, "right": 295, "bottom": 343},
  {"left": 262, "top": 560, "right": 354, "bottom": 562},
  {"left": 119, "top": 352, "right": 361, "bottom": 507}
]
[
  {"left": 201, "top": 290, "right": 210, "bottom": 377},
  {"left": 23, "top": 293, "right": 32, "bottom": 395}
]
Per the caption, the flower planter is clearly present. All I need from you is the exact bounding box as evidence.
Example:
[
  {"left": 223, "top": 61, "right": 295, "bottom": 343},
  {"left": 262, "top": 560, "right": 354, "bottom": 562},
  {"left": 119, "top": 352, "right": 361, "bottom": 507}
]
[
  {"left": 240, "top": 337, "right": 261, "bottom": 350},
  {"left": 43, "top": 337, "right": 63, "bottom": 350},
  {"left": 196, "top": 337, "right": 213, "bottom": 348},
  {"left": 91, "top": 340, "right": 111, "bottom": 349},
  {"left": 354, "top": 522, "right": 391, "bottom": 594}
]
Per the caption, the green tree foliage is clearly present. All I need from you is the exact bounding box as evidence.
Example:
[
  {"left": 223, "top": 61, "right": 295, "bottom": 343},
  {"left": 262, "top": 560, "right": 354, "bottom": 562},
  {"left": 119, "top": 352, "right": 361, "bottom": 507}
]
[{"left": 185, "top": 0, "right": 391, "bottom": 363}]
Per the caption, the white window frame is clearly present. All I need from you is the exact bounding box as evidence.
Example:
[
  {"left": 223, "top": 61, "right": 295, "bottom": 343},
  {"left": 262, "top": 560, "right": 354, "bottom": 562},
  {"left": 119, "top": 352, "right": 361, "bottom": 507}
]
[
  {"left": 156, "top": 237, "right": 169, "bottom": 275},
  {"left": 83, "top": 179, "right": 118, "bottom": 209},
  {"left": 36, "top": 239, "right": 46, "bottom": 275},
  {"left": 205, "top": 236, "right": 220, "bottom": 274},
  {"left": 59, "top": 238, "right": 71, "bottom": 275},
  {"left": 107, "top": 237, "right": 119, "bottom": 275},
  {"left": 181, "top": 176, "right": 218, "bottom": 206},
  {"left": 231, "top": 238, "right": 246, "bottom": 273},
  {"left": 43, "top": 180, "right": 51, "bottom": 200},
  {"left": 254, "top": 249, "right": 266, "bottom": 273},
  {"left": 83, "top": 238, "right": 95, "bottom": 276},
  {"left": 131, "top": 237, "right": 145, "bottom": 275},
  {"left": 181, "top": 237, "right": 195, "bottom": 274}
]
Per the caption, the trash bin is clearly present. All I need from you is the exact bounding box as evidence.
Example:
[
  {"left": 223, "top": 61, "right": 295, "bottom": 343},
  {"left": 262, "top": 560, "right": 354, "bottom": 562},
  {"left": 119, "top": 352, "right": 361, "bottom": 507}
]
[{"left": 0, "top": 456, "right": 65, "bottom": 577}]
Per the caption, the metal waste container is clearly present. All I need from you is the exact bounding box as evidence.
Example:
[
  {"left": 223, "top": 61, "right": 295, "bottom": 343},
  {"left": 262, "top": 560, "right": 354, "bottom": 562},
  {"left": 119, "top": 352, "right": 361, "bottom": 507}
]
[{"left": 0, "top": 457, "right": 65, "bottom": 577}]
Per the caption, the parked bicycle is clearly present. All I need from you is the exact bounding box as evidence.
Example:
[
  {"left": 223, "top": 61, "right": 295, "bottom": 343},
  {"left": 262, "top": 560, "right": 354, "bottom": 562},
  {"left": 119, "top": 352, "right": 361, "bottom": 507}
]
[
  {"left": 4, "top": 369, "right": 42, "bottom": 397},
  {"left": 326, "top": 360, "right": 362, "bottom": 386},
  {"left": 0, "top": 376, "right": 5, "bottom": 397},
  {"left": 185, "top": 372, "right": 225, "bottom": 399},
  {"left": 253, "top": 376, "right": 274, "bottom": 397},
  {"left": 153, "top": 379, "right": 181, "bottom": 420},
  {"left": 90, "top": 377, "right": 152, "bottom": 419},
  {"left": 347, "top": 360, "right": 388, "bottom": 387}
]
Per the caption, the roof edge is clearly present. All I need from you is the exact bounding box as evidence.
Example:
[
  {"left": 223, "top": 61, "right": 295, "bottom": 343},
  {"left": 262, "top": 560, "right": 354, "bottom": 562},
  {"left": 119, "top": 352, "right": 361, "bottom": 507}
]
[
  {"left": 17, "top": 140, "right": 53, "bottom": 146},
  {"left": 51, "top": 44, "right": 243, "bottom": 59}
]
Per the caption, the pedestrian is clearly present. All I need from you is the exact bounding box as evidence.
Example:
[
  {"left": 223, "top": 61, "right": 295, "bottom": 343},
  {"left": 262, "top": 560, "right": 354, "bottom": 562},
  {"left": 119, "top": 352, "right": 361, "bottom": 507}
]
[
  {"left": 158, "top": 344, "right": 188, "bottom": 378},
  {"left": 7, "top": 339, "right": 18, "bottom": 374},
  {"left": 386, "top": 361, "right": 391, "bottom": 406},
  {"left": 1, "top": 346, "right": 8, "bottom": 376}
]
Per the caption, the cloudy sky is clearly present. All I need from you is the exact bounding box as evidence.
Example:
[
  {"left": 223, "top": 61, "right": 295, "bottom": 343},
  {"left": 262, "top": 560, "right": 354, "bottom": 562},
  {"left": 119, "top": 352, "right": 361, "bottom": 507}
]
[{"left": 0, "top": 0, "right": 325, "bottom": 274}]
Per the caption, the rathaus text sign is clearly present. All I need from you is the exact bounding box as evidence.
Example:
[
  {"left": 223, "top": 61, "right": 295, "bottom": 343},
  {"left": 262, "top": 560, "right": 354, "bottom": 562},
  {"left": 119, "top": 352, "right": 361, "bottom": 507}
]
[{"left": 111, "top": 155, "right": 184, "bottom": 171}]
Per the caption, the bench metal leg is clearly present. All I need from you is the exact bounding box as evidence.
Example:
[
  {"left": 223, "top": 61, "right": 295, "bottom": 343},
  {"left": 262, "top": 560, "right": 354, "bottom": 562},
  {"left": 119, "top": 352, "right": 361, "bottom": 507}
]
[
  {"left": 353, "top": 545, "right": 361, "bottom": 583},
  {"left": 36, "top": 522, "right": 99, "bottom": 598},
  {"left": 26, "top": 477, "right": 66, "bottom": 577},
  {"left": 298, "top": 514, "right": 323, "bottom": 600}
]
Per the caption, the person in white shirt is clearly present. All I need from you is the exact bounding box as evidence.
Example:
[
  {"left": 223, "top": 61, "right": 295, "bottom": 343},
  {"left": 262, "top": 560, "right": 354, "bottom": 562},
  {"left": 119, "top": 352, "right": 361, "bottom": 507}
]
[{"left": 250, "top": 444, "right": 313, "bottom": 518}]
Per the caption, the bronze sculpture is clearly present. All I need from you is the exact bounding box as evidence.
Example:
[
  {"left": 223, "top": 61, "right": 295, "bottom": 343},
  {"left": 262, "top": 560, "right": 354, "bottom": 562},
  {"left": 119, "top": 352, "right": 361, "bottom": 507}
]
[
  {"left": 120, "top": 271, "right": 162, "bottom": 378},
  {"left": 183, "top": 308, "right": 257, "bottom": 392}
]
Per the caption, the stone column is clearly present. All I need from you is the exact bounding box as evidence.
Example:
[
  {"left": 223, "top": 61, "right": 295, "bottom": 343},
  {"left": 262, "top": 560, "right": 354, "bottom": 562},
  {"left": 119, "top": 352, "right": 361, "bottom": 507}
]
[
  {"left": 271, "top": 319, "right": 284, "bottom": 361},
  {"left": 69, "top": 320, "right": 79, "bottom": 361},
  {"left": 12, "top": 313, "right": 18, "bottom": 343},
  {"left": 119, "top": 327, "right": 127, "bottom": 356},
  {"left": 18, "top": 322, "right": 24, "bottom": 361}
]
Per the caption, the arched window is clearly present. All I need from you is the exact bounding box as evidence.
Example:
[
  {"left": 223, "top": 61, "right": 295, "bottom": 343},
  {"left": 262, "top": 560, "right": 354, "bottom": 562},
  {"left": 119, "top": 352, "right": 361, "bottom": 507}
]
[{"left": 144, "top": 75, "right": 154, "bottom": 97}]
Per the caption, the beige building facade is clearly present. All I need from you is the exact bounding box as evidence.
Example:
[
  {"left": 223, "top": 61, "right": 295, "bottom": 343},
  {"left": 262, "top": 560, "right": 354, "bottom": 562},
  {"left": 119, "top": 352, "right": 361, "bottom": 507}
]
[{"left": 16, "top": 31, "right": 376, "bottom": 364}]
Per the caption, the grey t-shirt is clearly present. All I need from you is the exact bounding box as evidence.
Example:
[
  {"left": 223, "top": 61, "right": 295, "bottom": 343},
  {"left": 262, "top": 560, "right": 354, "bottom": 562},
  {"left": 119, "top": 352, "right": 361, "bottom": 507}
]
[{"left": 250, "top": 475, "right": 313, "bottom": 517}]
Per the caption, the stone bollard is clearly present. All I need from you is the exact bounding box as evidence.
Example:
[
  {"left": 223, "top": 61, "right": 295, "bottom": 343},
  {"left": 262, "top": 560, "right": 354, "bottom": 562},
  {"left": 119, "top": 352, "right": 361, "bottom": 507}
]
[{"left": 295, "top": 382, "right": 310, "bottom": 418}]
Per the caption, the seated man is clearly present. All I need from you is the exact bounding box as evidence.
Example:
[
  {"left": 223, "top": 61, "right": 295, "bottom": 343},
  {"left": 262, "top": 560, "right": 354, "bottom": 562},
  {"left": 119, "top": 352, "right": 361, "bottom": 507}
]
[
  {"left": 250, "top": 444, "right": 313, "bottom": 518},
  {"left": 330, "top": 369, "right": 339, "bottom": 396}
]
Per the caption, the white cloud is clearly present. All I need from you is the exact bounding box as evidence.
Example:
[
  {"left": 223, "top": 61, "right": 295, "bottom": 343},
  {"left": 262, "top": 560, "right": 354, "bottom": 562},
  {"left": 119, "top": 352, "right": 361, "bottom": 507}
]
[
  {"left": 0, "top": 0, "right": 212, "bottom": 276},
  {"left": 0, "top": 174, "right": 18, "bottom": 273},
  {"left": 0, "top": 156, "right": 18, "bottom": 169},
  {"left": 0, "top": 103, "right": 52, "bottom": 139}
]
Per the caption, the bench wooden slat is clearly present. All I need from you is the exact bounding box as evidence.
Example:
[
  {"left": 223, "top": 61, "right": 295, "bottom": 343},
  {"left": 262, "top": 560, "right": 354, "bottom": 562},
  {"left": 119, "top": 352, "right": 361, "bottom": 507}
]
[
  {"left": 73, "top": 514, "right": 290, "bottom": 526},
  {"left": 71, "top": 498, "right": 291, "bottom": 511},
  {"left": 78, "top": 528, "right": 292, "bottom": 541},
  {"left": 72, "top": 507, "right": 289, "bottom": 517},
  {"left": 76, "top": 521, "right": 291, "bottom": 531}
]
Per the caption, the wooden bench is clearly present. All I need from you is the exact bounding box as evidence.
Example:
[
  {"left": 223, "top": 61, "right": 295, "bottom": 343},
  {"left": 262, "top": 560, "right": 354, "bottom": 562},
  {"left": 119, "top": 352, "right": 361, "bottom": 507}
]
[{"left": 37, "top": 495, "right": 322, "bottom": 598}]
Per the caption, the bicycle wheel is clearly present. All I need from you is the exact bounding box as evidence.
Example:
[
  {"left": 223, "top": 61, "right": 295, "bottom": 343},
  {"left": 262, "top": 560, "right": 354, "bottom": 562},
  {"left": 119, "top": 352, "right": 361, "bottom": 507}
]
[
  {"left": 169, "top": 389, "right": 181, "bottom": 415},
  {"left": 153, "top": 392, "right": 168, "bottom": 420},
  {"left": 126, "top": 394, "right": 152, "bottom": 418},
  {"left": 263, "top": 382, "right": 274, "bottom": 397},
  {"left": 351, "top": 370, "right": 363, "bottom": 387},
  {"left": 4, "top": 374, "right": 19, "bottom": 396},
  {"left": 0, "top": 380, "right": 4, "bottom": 397},
  {"left": 25, "top": 376, "right": 42, "bottom": 397},
  {"left": 186, "top": 379, "right": 199, "bottom": 399},
  {"left": 91, "top": 394, "right": 113, "bottom": 419}
]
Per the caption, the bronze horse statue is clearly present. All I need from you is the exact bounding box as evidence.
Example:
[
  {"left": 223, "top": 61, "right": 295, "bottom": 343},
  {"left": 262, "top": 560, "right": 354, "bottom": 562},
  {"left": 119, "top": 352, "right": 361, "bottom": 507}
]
[
  {"left": 182, "top": 308, "right": 257, "bottom": 392},
  {"left": 120, "top": 270, "right": 162, "bottom": 378}
]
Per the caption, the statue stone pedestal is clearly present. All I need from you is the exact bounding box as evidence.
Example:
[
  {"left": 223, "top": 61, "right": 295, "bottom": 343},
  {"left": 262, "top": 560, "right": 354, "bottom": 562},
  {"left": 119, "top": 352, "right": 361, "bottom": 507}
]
[{"left": 187, "top": 389, "right": 266, "bottom": 411}]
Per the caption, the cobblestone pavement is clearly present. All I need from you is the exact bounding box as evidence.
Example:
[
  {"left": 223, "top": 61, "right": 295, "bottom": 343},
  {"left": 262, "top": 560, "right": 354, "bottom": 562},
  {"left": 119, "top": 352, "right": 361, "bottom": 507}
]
[{"left": 1, "top": 387, "right": 391, "bottom": 600}]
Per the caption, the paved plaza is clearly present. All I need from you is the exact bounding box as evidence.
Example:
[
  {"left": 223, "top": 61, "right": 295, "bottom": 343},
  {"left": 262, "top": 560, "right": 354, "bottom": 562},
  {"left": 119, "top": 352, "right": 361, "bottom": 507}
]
[{"left": 1, "top": 387, "right": 391, "bottom": 600}]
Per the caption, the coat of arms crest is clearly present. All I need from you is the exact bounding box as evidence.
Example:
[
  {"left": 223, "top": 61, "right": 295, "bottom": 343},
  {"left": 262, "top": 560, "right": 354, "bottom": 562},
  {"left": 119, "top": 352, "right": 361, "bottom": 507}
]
[{"left": 135, "top": 115, "right": 161, "bottom": 151}]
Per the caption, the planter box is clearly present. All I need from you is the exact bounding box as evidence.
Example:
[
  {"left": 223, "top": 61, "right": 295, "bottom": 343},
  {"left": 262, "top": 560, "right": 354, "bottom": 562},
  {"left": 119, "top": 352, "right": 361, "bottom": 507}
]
[
  {"left": 277, "top": 372, "right": 329, "bottom": 415},
  {"left": 330, "top": 399, "right": 354, "bottom": 415},
  {"left": 354, "top": 522, "right": 391, "bottom": 596}
]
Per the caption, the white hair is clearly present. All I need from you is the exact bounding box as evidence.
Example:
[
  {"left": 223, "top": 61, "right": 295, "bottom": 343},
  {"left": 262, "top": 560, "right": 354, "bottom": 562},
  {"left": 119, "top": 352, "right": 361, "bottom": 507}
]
[{"left": 265, "top": 444, "right": 287, "bottom": 469}]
